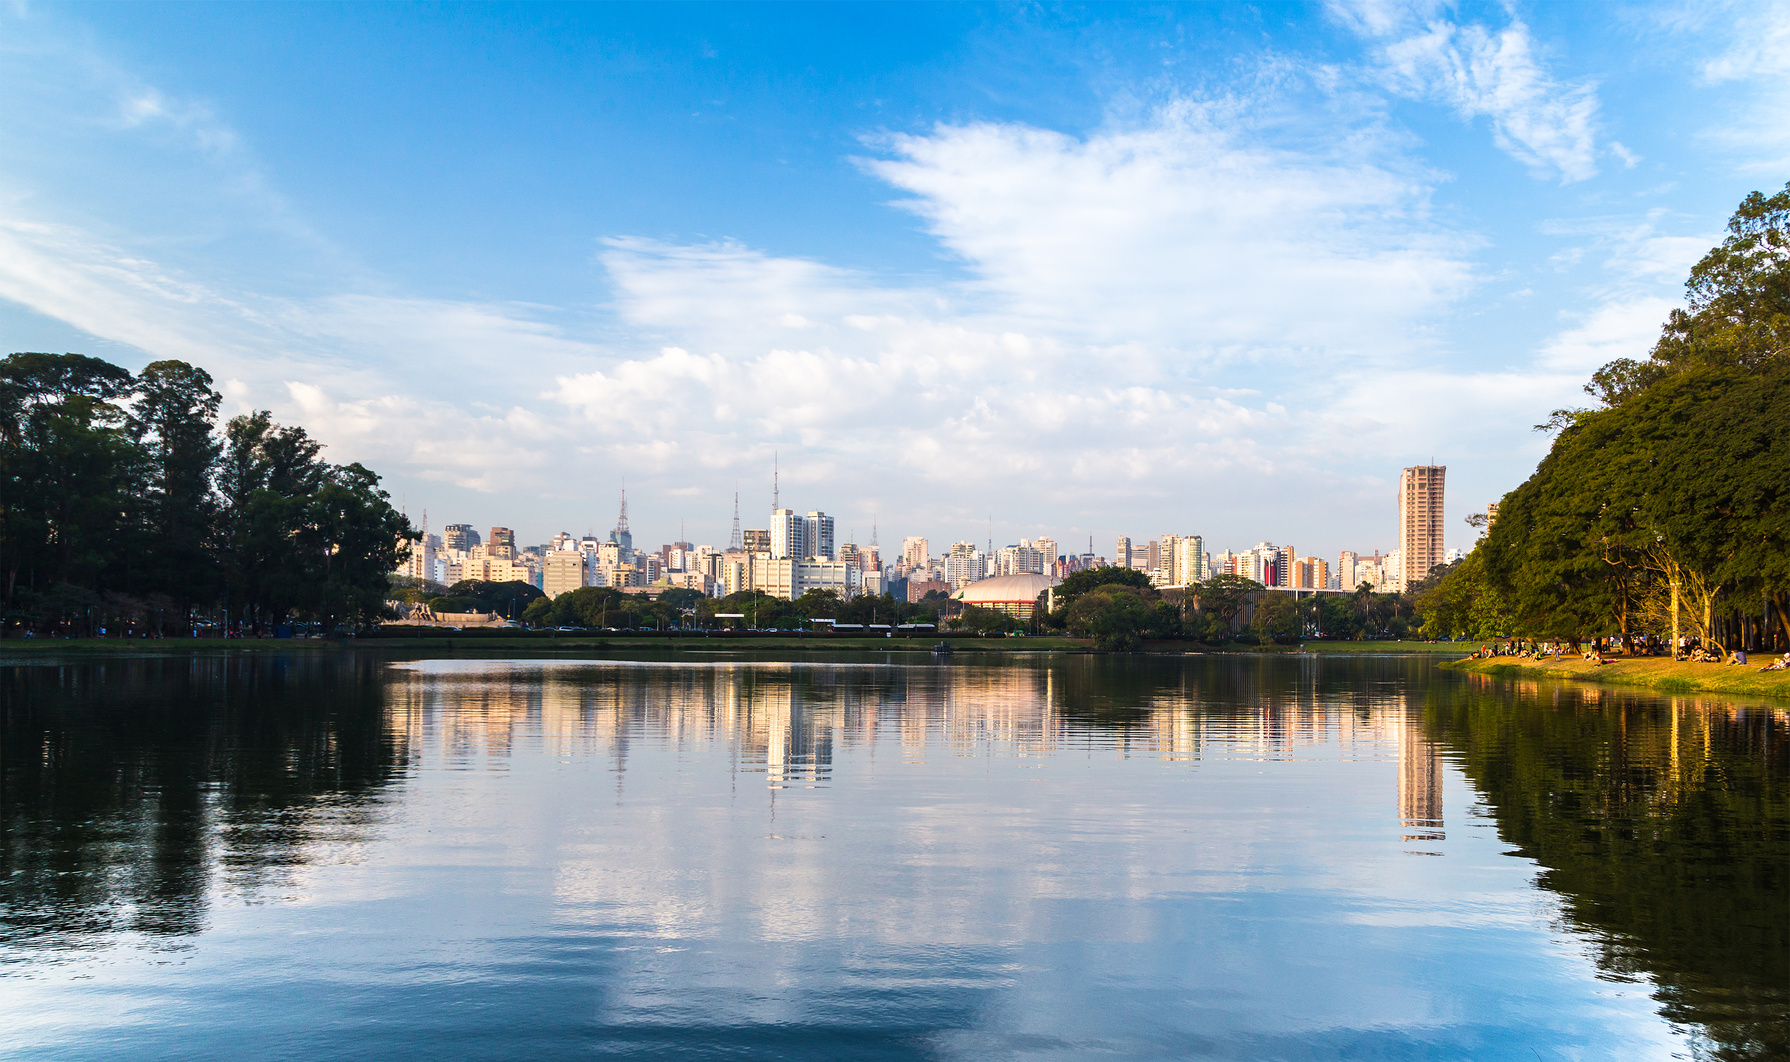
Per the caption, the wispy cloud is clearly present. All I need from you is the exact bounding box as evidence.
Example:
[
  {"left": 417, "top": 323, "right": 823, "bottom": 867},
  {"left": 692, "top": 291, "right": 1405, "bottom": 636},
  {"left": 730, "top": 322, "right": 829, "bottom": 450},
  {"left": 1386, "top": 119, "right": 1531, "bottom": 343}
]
[
  {"left": 1695, "top": 0, "right": 1790, "bottom": 172},
  {"left": 1330, "top": 0, "right": 1602, "bottom": 182}
]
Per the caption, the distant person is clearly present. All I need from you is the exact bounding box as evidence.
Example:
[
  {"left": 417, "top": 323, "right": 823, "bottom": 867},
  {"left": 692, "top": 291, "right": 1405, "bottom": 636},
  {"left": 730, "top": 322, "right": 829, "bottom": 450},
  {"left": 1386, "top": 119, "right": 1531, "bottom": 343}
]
[{"left": 1759, "top": 653, "right": 1789, "bottom": 672}]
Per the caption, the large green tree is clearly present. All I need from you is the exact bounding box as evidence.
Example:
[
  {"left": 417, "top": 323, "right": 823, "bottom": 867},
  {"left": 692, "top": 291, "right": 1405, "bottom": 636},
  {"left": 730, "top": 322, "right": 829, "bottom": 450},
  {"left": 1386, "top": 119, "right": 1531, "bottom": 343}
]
[
  {"left": 1464, "top": 184, "right": 1790, "bottom": 652},
  {"left": 128, "top": 360, "right": 223, "bottom": 611},
  {"left": 0, "top": 353, "right": 137, "bottom": 608},
  {"left": 0, "top": 353, "right": 413, "bottom": 637}
]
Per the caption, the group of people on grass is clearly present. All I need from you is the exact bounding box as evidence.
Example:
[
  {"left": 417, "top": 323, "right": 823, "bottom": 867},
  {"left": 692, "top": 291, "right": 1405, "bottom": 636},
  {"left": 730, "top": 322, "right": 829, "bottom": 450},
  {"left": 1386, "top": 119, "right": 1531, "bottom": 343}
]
[{"left": 1471, "top": 637, "right": 1789, "bottom": 671}]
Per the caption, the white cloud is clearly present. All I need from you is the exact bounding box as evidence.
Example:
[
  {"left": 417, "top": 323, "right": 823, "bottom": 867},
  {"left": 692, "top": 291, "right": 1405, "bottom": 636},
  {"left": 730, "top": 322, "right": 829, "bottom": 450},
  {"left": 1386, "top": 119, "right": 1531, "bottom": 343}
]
[
  {"left": 863, "top": 100, "right": 1473, "bottom": 356},
  {"left": 1535, "top": 297, "right": 1674, "bottom": 374},
  {"left": 1332, "top": 1, "right": 1602, "bottom": 182},
  {"left": 0, "top": 12, "right": 1652, "bottom": 556},
  {"left": 1696, "top": 1, "right": 1790, "bottom": 172}
]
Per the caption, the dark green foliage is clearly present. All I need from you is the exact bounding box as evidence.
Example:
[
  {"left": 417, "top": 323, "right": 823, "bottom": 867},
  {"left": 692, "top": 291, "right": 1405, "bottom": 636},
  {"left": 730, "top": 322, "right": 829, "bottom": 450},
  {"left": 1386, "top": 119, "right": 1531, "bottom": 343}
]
[
  {"left": 1250, "top": 593, "right": 1309, "bottom": 643},
  {"left": 1190, "top": 574, "right": 1262, "bottom": 632},
  {"left": 1063, "top": 585, "right": 1158, "bottom": 650},
  {"left": 1054, "top": 565, "right": 1153, "bottom": 610},
  {"left": 954, "top": 604, "right": 1019, "bottom": 634},
  {"left": 443, "top": 579, "right": 542, "bottom": 619},
  {"left": 524, "top": 587, "right": 661, "bottom": 629},
  {"left": 0, "top": 352, "right": 412, "bottom": 636},
  {"left": 1430, "top": 185, "right": 1790, "bottom": 652}
]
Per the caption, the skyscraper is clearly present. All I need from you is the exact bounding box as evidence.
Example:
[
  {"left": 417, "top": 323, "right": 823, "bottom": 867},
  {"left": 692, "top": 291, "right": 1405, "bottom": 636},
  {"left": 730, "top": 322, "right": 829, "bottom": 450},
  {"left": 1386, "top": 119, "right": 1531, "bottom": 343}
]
[
  {"left": 804, "top": 511, "right": 835, "bottom": 560},
  {"left": 444, "top": 524, "right": 479, "bottom": 551},
  {"left": 901, "top": 536, "right": 929, "bottom": 570},
  {"left": 1398, "top": 465, "right": 1446, "bottom": 588},
  {"left": 770, "top": 508, "right": 805, "bottom": 560}
]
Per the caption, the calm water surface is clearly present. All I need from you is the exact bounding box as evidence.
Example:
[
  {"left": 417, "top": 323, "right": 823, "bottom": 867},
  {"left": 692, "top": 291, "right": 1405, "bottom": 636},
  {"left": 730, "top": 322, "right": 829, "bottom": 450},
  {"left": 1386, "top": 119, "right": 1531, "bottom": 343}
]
[{"left": 1, "top": 652, "right": 1784, "bottom": 1060}]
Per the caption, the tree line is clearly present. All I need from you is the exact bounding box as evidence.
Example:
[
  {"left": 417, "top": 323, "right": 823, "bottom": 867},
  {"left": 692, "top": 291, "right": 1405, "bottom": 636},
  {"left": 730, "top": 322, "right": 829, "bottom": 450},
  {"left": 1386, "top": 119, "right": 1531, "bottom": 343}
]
[
  {"left": 1418, "top": 182, "right": 1789, "bottom": 654},
  {"left": 1033, "top": 567, "right": 1419, "bottom": 650},
  {"left": 1, "top": 353, "right": 412, "bottom": 637},
  {"left": 510, "top": 583, "right": 948, "bottom": 631}
]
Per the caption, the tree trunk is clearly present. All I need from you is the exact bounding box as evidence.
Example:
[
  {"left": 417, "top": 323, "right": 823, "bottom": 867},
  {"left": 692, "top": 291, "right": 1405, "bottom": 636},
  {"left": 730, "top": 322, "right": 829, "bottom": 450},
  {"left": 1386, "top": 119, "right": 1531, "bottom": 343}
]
[{"left": 1670, "top": 576, "right": 1681, "bottom": 659}]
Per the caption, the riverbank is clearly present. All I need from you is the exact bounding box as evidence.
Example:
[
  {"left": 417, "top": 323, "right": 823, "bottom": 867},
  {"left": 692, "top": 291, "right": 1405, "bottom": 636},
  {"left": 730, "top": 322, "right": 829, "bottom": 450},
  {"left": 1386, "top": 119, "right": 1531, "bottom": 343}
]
[
  {"left": 1446, "top": 654, "right": 1790, "bottom": 699},
  {"left": 0, "top": 634, "right": 1471, "bottom": 658}
]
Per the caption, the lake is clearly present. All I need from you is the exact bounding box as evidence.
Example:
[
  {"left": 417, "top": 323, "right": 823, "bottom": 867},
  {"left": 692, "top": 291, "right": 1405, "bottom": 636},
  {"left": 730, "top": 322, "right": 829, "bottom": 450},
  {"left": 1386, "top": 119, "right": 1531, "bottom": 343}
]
[{"left": 1, "top": 651, "right": 1784, "bottom": 1060}]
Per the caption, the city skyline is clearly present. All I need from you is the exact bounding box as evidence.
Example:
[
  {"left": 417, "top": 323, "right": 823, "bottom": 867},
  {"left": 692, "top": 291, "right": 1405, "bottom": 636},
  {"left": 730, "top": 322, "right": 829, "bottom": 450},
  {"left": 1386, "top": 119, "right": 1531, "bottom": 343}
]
[
  {"left": 409, "top": 458, "right": 1447, "bottom": 603},
  {"left": 403, "top": 459, "right": 1473, "bottom": 576},
  {"left": 3, "top": 5, "right": 1781, "bottom": 560}
]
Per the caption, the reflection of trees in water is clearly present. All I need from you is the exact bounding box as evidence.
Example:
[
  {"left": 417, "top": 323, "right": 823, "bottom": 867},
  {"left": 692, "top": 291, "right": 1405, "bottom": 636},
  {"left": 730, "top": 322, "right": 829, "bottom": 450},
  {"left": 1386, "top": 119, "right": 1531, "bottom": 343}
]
[
  {"left": 1426, "top": 680, "right": 1789, "bottom": 1061},
  {"left": 0, "top": 657, "right": 407, "bottom": 952}
]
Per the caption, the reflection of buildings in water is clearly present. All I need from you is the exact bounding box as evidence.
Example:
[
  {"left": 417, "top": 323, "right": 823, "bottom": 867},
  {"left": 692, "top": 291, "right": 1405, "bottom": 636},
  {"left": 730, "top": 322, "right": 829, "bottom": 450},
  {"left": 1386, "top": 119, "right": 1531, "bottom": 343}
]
[
  {"left": 1398, "top": 706, "right": 1445, "bottom": 843},
  {"left": 381, "top": 660, "right": 1463, "bottom": 801}
]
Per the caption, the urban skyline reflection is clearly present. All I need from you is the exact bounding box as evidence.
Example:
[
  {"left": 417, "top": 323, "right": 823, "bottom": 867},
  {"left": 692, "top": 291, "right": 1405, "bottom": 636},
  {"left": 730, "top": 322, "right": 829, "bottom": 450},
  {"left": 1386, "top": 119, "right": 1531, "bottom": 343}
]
[{"left": 3, "top": 653, "right": 1782, "bottom": 1061}]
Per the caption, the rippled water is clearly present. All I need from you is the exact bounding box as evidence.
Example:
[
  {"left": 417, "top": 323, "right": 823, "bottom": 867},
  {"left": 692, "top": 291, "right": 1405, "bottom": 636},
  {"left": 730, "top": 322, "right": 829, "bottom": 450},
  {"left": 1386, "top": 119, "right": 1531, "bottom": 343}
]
[{"left": 2, "top": 652, "right": 1784, "bottom": 1060}]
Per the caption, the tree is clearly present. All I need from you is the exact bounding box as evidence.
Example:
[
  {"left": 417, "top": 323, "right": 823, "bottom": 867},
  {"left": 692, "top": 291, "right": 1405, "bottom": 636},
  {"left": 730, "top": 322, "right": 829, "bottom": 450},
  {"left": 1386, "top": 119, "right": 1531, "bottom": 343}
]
[
  {"left": 300, "top": 463, "right": 413, "bottom": 632},
  {"left": 1250, "top": 593, "right": 1310, "bottom": 643},
  {"left": 952, "top": 603, "right": 1019, "bottom": 634},
  {"left": 793, "top": 589, "right": 844, "bottom": 620},
  {"left": 1483, "top": 366, "right": 1789, "bottom": 652},
  {"left": 0, "top": 354, "right": 417, "bottom": 639},
  {"left": 1190, "top": 574, "right": 1263, "bottom": 635},
  {"left": 128, "top": 360, "right": 223, "bottom": 611},
  {"left": 1587, "top": 181, "right": 1788, "bottom": 408},
  {"left": 1064, "top": 585, "right": 1155, "bottom": 650},
  {"left": 1054, "top": 565, "right": 1154, "bottom": 610},
  {"left": 443, "top": 579, "right": 544, "bottom": 619},
  {"left": 217, "top": 411, "right": 330, "bottom": 633},
  {"left": 0, "top": 353, "right": 138, "bottom": 608}
]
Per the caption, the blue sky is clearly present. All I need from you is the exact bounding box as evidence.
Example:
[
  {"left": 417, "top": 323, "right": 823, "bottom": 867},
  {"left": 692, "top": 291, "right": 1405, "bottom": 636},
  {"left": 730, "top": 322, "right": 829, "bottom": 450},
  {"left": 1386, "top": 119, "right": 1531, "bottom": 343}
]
[{"left": 2, "top": 2, "right": 1785, "bottom": 560}]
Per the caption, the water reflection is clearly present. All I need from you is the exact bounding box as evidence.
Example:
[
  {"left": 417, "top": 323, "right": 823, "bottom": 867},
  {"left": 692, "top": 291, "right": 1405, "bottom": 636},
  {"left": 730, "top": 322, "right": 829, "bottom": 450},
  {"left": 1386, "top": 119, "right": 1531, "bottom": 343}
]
[
  {"left": 380, "top": 656, "right": 1450, "bottom": 791},
  {"left": 1, "top": 652, "right": 1784, "bottom": 1060},
  {"left": 0, "top": 656, "right": 406, "bottom": 953},
  {"left": 1431, "top": 676, "right": 1789, "bottom": 1061},
  {"left": 1400, "top": 711, "right": 1446, "bottom": 845}
]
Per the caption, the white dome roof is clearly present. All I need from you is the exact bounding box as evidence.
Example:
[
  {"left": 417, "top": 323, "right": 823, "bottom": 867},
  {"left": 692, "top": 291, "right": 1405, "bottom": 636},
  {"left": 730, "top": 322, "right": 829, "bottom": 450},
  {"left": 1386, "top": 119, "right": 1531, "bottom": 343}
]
[{"left": 951, "top": 573, "right": 1061, "bottom": 604}]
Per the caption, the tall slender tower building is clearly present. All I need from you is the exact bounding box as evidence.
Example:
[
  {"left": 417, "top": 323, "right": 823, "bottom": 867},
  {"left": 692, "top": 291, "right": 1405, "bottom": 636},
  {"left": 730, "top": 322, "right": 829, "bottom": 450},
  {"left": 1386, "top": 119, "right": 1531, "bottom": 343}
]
[
  {"left": 1398, "top": 465, "right": 1446, "bottom": 589},
  {"left": 729, "top": 491, "right": 743, "bottom": 552},
  {"left": 610, "top": 489, "right": 632, "bottom": 551}
]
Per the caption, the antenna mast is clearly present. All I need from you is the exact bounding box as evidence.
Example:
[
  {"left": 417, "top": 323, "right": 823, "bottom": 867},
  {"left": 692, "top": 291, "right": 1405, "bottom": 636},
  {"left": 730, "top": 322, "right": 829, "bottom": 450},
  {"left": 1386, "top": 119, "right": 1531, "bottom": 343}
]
[
  {"left": 729, "top": 491, "right": 743, "bottom": 551},
  {"left": 773, "top": 452, "right": 779, "bottom": 511}
]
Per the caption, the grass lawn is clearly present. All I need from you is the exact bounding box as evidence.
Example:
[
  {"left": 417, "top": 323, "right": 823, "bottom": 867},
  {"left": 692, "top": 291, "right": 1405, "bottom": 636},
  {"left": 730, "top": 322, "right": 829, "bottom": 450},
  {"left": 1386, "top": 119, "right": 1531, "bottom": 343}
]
[{"left": 1447, "top": 653, "right": 1790, "bottom": 700}]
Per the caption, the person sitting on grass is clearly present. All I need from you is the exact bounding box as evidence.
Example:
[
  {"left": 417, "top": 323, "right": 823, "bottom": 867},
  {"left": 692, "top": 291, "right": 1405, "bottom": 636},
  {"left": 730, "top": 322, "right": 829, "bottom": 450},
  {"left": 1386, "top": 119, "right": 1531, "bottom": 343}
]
[
  {"left": 1727, "top": 648, "right": 1747, "bottom": 666},
  {"left": 1759, "top": 653, "right": 1789, "bottom": 672}
]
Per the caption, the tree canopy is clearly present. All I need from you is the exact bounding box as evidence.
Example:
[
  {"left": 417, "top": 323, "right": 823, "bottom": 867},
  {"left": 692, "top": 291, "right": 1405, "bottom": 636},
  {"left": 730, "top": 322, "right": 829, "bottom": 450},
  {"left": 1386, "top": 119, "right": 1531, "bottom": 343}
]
[
  {"left": 1421, "top": 184, "right": 1790, "bottom": 652},
  {"left": 0, "top": 352, "right": 412, "bottom": 636}
]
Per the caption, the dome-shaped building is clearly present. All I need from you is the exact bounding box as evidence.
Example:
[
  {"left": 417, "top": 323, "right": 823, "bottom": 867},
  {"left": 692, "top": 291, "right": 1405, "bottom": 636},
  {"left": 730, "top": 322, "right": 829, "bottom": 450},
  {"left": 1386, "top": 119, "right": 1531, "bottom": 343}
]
[{"left": 950, "top": 573, "right": 1061, "bottom": 621}]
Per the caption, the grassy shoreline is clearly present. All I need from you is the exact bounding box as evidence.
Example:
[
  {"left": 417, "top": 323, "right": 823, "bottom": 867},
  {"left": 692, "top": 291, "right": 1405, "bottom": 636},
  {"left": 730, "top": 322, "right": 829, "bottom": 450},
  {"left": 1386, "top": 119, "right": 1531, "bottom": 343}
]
[{"left": 1445, "top": 653, "right": 1790, "bottom": 700}]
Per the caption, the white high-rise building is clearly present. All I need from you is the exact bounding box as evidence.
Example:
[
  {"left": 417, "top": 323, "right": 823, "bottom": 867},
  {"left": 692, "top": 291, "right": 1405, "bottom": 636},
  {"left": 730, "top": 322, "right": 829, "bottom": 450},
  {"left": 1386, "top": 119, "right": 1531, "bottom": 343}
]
[
  {"left": 543, "top": 550, "right": 586, "bottom": 599},
  {"left": 945, "top": 541, "right": 983, "bottom": 588},
  {"left": 997, "top": 540, "right": 1047, "bottom": 577},
  {"left": 770, "top": 508, "right": 805, "bottom": 560},
  {"left": 901, "top": 536, "right": 929, "bottom": 571},
  {"left": 1398, "top": 465, "right": 1446, "bottom": 588},
  {"left": 804, "top": 511, "right": 835, "bottom": 560},
  {"left": 1170, "top": 535, "right": 1205, "bottom": 586}
]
